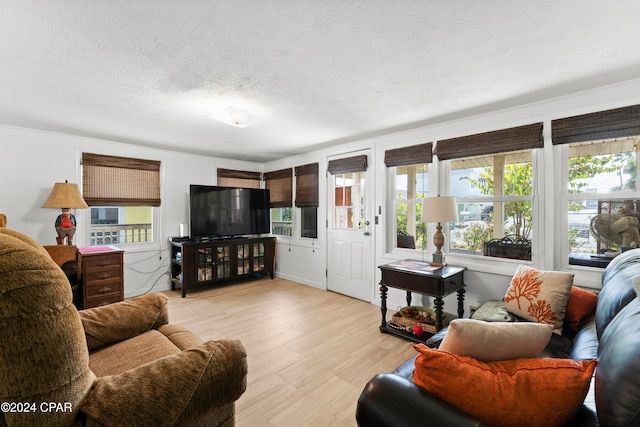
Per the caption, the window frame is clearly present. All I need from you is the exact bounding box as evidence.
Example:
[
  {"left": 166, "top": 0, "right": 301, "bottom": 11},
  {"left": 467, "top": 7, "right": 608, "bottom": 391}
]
[
  {"left": 295, "top": 163, "right": 319, "bottom": 240},
  {"left": 552, "top": 104, "right": 640, "bottom": 274},
  {"left": 265, "top": 168, "right": 293, "bottom": 237},
  {"left": 388, "top": 163, "right": 429, "bottom": 252},
  {"left": 81, "top": 152, "right": 161, "bottom": 249},
  {"left": 442, "top": 150, "right": 540, "bottom": 265},
  {"left": 555, "top": 140, "right": 640, "bottom": 271},
  {"left": 433, "top": 123, "right": 543, "bottom": 267},
  {"left": 384, "top": 142, "right": 432, "bottom": 254}
]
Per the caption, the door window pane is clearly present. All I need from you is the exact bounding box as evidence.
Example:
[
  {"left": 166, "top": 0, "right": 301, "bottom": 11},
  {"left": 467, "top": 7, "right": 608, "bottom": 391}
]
[{"left": 333, "top": 172, "right": 365, "bottom": 230}]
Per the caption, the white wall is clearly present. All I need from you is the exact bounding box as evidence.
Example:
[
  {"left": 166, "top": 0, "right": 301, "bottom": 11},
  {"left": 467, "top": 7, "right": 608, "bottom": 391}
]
[
  {"left": 0, "top": 125, "right": 262, "bottom": 297},
  {"left": 367, "top": 77, "right": 640, "bottom": 313},
  {"left": 3, "top": 76, "right": 640, "bottom": 314}
]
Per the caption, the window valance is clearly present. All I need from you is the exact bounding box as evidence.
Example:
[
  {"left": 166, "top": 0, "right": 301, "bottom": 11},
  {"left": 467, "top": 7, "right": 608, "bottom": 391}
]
[
  {"left": 327, "top": 155, "right": 368, "bottom": 174},
  {"left": 552, "top": 104, "right": 640, "bottom": 145},
  {"left": 217, "top": 168, "right": 262, "bottom": 188},
  {"left": 81, "top": 153, "right": 161, "bottom": 207},
  {"left": 264, "top": 168, "right": 293, "bottom": 208},
  {"left": 384, "top": 142, "right": 433, "bottom": 167},
  {"left": 435, "top": 123, "right": 544, "bottom": 160},
  {"left": 295, "top": 163, "right": 319, "bottom": 208}
]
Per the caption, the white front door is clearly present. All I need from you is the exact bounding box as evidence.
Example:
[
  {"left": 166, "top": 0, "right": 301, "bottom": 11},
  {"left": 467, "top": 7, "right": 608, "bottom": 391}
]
[{"left": 327, "top": 150, "right": 374, "bottom": 302}]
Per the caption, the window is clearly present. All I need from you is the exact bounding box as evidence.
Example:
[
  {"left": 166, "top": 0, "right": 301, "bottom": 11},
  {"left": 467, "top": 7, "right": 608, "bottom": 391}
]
[
  {"left": 333, "top": 172, "right": 365, "bottom": 229},
  {"left": 271, "top": 207, "right": 293, "bottom": 236},
  {"left": 328, "top": 155, "right": 367, "bottom": 231},
  {"left": 385, "top": 143, "right": 432, "bottom": 250},
  {"left": 82, "top": 153, "right": 160, "bottom": 246},
  {"left": 435, "top": 123, "right": 543, "bottom": 260},
  {"left": 552, "top": 104, "right": 640, "bottom": 267},
  {"left": 296, "top": 163, "right": 319, "bottom": 238},
  {"left": 265, "top": 168, "right": 293, "bottom": 236}
]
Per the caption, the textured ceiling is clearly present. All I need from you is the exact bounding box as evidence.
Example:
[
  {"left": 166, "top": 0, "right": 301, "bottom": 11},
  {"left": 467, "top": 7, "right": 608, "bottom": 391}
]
[{"left": 2, "top": 1, "right": 640, "bottom": 162}]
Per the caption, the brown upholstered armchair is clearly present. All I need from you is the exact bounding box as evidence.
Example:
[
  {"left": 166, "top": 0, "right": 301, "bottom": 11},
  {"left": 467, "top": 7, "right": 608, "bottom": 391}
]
[{"left": 0, "top": 227, "right": 247, "bottom": 427}]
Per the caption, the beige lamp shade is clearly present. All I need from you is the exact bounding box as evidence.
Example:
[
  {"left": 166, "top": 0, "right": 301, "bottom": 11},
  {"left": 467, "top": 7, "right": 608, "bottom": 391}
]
[
  {"left": 422, "top": 196, "right": 458, "bottom": 224},
  {"left": 422, "top": 196, "right": 458, "bottom": 265},
  {"left": 41, "top": 181, "right": 89, "bottom": 209}
]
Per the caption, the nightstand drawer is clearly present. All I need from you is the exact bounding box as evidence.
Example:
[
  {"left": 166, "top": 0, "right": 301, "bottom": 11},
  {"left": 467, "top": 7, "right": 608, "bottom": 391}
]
[
  {"left": 85, "top": 279, "right": 121, "bottom": 298},
  {"left": 79, "top": 246, "right": 124, "bottom": 309},
  {"left": 84, "top": 267, "right": 122, "bottom": 283},
  {"left": 83, "top": 253, "right": 122, "bottom": 271}
]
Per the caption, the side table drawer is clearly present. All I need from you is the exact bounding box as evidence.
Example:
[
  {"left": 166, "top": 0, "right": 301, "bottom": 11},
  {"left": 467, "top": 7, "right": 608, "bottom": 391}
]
[
  {"left": 79, "top": 247, "right": 124, "bottom": 309},
  {"left": 443, "top": 276, "right": 464, "bottom": 294},
  {"left": 85, "top": 279, "right": 121, "bottom": 299},
  {"left": 84, "top": 267, "right": 122, "bottom": 283},
  {"left": 83, "top": 253, "right": 122, "bottom": 270}
]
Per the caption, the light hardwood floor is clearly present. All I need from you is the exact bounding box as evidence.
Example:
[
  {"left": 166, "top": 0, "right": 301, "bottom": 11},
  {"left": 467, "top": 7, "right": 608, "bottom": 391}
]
[{"left": 163, "top": 277, "right": 417, "bottom": 427}]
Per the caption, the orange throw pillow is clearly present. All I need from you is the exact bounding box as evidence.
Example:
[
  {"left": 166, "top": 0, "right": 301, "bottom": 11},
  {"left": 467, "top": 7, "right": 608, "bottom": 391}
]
[
  {"left": 412, "top": 344, "right": 596, "bottom": 427},
  {"left": 565, "top": 286, "right": 598, "bottom": 331}
]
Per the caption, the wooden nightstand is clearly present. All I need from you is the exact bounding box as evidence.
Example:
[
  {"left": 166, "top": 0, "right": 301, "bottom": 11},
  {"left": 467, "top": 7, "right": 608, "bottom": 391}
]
[{"left": 79, "top": 246, "right": 124, "bottom": 309}]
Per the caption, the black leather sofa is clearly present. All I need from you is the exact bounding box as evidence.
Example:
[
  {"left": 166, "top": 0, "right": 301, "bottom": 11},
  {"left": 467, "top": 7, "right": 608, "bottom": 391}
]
[{"left": 356, "top": 249, "right": 640, "bottom": 427}]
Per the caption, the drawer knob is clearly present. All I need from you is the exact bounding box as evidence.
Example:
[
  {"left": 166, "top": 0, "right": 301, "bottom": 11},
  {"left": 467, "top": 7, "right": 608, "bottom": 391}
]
[
  {"left": 98, "top": 286, "right": 113, "bottom": 294},
  {"left": 97, "top": 273, "right": 112, "bottom": 280}
]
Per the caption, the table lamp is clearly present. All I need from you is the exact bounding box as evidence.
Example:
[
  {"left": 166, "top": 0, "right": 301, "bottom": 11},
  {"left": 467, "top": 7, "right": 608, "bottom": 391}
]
[
  {"left": 422, "top": 196, "right": 458, "bottom": 265},
  {"left": 41, "top": 180, "right": 89, "bottom": 245}
]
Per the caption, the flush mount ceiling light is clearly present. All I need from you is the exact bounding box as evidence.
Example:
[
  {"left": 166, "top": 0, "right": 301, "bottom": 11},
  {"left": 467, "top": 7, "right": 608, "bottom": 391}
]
[{"left": 210, "top": 105, "right": 255, "bottom": 128}]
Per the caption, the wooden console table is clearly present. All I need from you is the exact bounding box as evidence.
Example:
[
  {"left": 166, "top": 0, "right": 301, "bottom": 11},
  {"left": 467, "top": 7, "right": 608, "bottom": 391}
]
[{"left": 378, "top": 260, "right": 466, "bottom": 341}]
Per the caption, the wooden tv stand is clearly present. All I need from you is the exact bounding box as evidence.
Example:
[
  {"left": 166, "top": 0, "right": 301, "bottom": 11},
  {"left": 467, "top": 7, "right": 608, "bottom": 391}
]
[{"left": 169, "top": 236, "right": 276, "bottom": 297}]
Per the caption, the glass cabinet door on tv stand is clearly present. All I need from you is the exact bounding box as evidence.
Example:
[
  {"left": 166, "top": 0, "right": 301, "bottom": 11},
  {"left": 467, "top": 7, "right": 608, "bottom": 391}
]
[
  {"left": 170, "top": 236, "right": 276, "bottom": 298},
  {"left": 197, "top": 244, "right": 232, "bottom": 281}
]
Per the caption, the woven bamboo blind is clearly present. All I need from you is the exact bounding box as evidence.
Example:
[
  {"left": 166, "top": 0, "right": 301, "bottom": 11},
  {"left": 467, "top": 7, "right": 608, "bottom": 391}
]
[
  {"left": 217, "top": 168, "right": 262, "bottom": 188},
  {"left": 295, "top": 163, "right": 319, "bottom": 208},
  {"left": 552, "top": 104, "right": 640, "bottom": 145},
  {"left": 384, "top": 142, "right": 433, "bottom": 167},
  {"left": 264, "top": 168, "right": 293, "bottom": 208},
  {"left": 435, "top": 123, "right": 544, "bottom": 160},
  {"left": 82, "top": 153, "right": 161, "bottom": 206},
  {"left": 327, "top": 155, "right": 368, "bottom": 174}
]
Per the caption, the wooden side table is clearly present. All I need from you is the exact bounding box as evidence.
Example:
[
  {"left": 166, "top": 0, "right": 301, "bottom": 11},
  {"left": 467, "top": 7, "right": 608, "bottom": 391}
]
[
  {"left": 79, "top": 246, "right": 124, "bottom": 309},
  {"left": 44, "top": 245, "right": 80, "bottom": 307},
  {"left": 378, "top": 260, "right": 466, "bottom": 341}
]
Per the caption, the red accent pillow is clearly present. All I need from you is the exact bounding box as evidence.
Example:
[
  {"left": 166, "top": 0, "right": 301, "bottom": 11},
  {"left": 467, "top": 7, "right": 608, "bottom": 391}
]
[
  {"left": 412, "top": 344, "right": 597, "bottom": 427},
  {"left": 565, "top": 286, "right": 598, "bottom": 331}
]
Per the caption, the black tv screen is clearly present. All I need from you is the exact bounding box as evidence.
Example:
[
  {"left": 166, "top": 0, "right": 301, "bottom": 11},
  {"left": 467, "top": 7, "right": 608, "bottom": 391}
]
[{"left": 189, "top": 185, "right": 270, "bottom": 238}]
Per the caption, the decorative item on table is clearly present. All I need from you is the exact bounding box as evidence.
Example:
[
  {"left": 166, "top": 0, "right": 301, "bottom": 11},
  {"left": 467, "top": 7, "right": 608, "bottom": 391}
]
[
  {"left": 41, "top": 180, "right": 89, "bottom": 245},
  {"left": 389, "top": 306, "right": 442, "bottom": 335},
  {"left": 483, "top": 234, "right": 532, "bottom": 261},
  {"left": 422, "top": 196, "right": 458, "bottom": 266}
]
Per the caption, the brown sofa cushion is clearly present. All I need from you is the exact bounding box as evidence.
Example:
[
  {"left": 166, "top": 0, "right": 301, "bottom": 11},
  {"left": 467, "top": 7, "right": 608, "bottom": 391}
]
[
  {"left": 83, "top": 339, "right": 247, "bottom": 427},
  {"left": 80, "top": 293, "right": 170, "bottom": 351},
  {"left": 89, "top": 329, "right": 182, "bottom": 377},
  {"left": 0, "top": 228, "right": 95, "bottom": 426},
  {"left": 158, "top": 323, "right": 206, "bottom": 350}
]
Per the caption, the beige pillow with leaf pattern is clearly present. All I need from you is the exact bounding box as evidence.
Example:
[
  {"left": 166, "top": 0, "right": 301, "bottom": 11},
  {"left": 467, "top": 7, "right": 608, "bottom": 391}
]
[{"left": 504, "top": 265, "right": 574, "bottom": 334}]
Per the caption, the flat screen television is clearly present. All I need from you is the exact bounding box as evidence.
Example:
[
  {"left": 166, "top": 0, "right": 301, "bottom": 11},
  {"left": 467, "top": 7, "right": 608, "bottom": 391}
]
[{"left": 189, "top": 185, "right": 270, "bottom": 239}]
